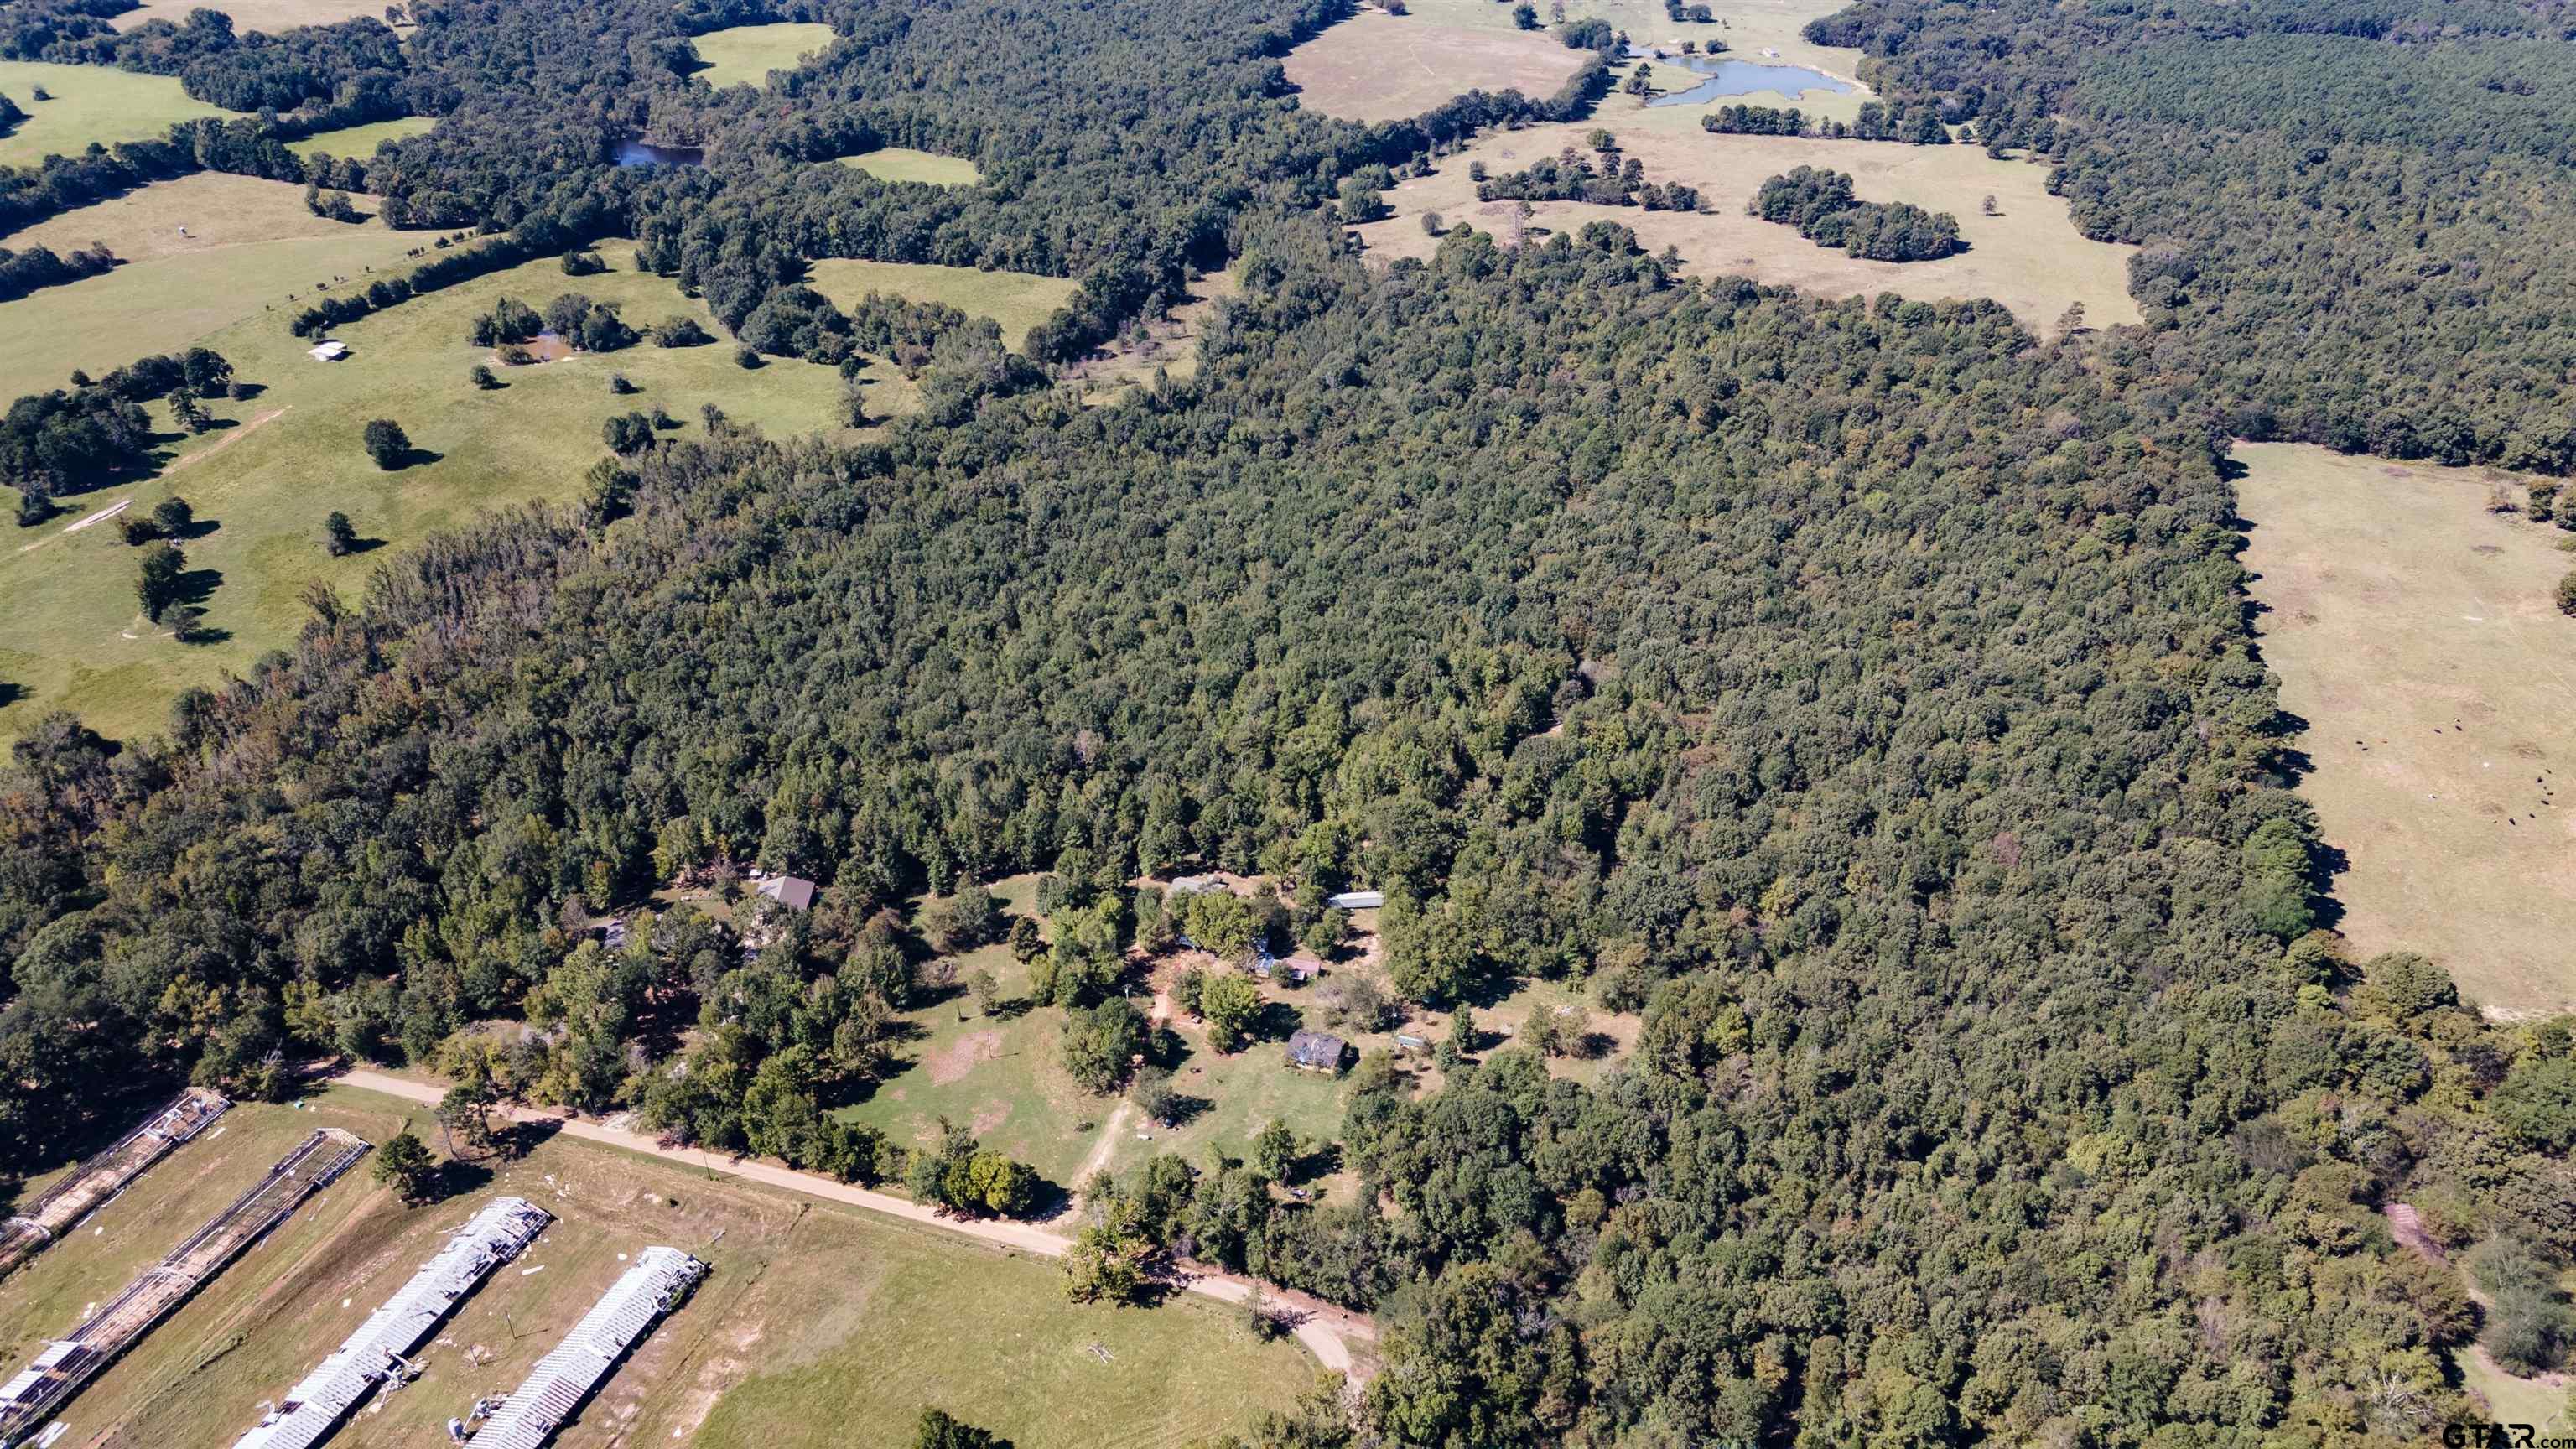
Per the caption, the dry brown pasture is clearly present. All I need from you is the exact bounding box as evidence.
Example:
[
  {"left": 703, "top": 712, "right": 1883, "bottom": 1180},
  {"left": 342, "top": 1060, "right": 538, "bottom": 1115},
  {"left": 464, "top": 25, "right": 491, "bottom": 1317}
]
[
  {"left": 1282, "top": 9, "right": 1589, "bottom": 123},
  {"left": 2235, "top": 442, "right": 2576, "bottom": 1018},
  {"left": 111, "top": 0, "right": 388, "bottom": 33},
  {"left": 1353, "top": 120, "right": 2139, "bottom": 337}
]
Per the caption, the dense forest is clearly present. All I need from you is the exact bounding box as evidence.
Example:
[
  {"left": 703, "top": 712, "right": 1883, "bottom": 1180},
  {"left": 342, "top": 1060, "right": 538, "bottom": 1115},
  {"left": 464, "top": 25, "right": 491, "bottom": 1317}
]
[{"left": 6, "top": 0, "right": 2576, "bottom": 1441}]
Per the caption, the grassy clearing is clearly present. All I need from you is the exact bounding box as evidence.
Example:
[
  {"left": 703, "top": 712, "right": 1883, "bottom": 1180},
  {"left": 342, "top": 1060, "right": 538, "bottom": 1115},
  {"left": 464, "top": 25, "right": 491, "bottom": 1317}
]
[
  {"left": 0, "top": 242, "right": 867, "bottom": 743},
  {"left": 2234, "top": 442, "right": 2576, "bottom": 1018},
  {"left": 688, "top": 21, "right": 838, "bottom": 89},
  {"left": 803, "top": 258, "right": 1077, "bottom": 352},
  {"left": 0, "top": 60, "right": 238, "bottom": 168},
  {"left": 1387, "top": 0, "right": 1872, "bottom": 120},
  {"left": 1281, "top": 10, "right": 1588, "bottom": 124},
  {"left": 109, "top": 0, "right": 389, "bottom": 34},
  {"left": 6, "top": 1090, "right": 1311, "bottom": 1449},
  {"left": 1064, "top": 270, "right": 1238, "bottom": 402},
  {"left": 2456, "top": 1348, "right": 2572, "bottom": 1434},
  {"left": 834, "top": 147, "right": 981, "bottom": 186},
  {"left": 1353, "top": 120, "right": 2137, "bottom": 337},
  {"left": 0, "top": 174, "right": 424, "bottom": 400},
  {"left": 284, "top": 114, "right": 438, "bottom": 160}
]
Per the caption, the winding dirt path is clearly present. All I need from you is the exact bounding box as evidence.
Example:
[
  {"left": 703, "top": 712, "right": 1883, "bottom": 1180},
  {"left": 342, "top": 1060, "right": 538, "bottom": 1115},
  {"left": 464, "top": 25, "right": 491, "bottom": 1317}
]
[{"left": 334, "top": 1067, "right": 1376, "bottom": 1376}]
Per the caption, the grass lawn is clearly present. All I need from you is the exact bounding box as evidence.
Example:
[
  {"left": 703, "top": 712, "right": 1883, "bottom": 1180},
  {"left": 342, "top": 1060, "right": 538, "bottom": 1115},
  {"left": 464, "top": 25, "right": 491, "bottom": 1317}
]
[
  {"left": 6, "top": 1090, "right": 1315, "bottom": 1449},
  {"left": 2235, "top": 442, "right": 2576, "bottom": 1018},
  {"left": 0, "top": 242, "right": 869, "bottom": 743},
  {"left": 2456, "top": 1347, "right": 2572, "bottom": 1434},
  {"left": 109, "top": 0, "right": 389, "bottom": 34},
  {"left": 834, "top": 147, "right": 981, "bottom": 186},
  {"left": 688, "top": 22, "right": 838, "bottom": 89},
  {"left": 0, "top": 60, "right": 239, "bottom": 169},
  {"left": 804, "top": 258, "right": 1077, "bottom": 353},
  {"left": 285, "top": 114, "right": 438, "bottom": 160}
]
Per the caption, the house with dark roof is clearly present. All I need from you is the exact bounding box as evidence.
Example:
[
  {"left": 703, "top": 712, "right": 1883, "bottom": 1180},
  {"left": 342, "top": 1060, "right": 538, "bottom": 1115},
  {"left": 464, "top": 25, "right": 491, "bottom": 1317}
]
[{"left": 1285, "top": 1030, "right": 1348, "bottom": 1074}]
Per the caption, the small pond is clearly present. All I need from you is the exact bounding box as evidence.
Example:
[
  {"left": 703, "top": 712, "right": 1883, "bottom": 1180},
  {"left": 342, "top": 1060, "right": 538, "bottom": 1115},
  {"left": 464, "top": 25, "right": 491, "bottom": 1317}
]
[
  {"left": 615, "top": 139, "right": 705, "bottom": 167},
  {"left": 1646, "top": 56, "right": 1855, "bottom": 108}
]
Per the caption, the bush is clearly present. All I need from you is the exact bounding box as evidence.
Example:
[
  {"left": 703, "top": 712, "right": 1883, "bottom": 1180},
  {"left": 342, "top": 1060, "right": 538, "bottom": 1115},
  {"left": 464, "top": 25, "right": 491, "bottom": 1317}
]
[
  {"left": 322, "top": 511, "right": 356, "bottom": 556},
  {"left": 2557, "top": 571, "right": 2576, "bottom": 617},
  {"left": 655, "top": 315, "right": 713, "bottom": 347},
  {"left": 735, "top": 345, "right": 763, "bottom": 369},
  {"left": 470, "top": 364, "right": 499, "bottom": 389}
]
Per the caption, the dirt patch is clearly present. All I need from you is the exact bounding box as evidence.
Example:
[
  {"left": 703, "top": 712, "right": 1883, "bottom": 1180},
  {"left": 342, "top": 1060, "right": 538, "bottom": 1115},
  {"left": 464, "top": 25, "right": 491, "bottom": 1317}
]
[
  {"left": 923, "top": 1029, "right": 1003, "bottom": 1085},
  {"left": 969, "top": 1100, "right": 1010, "bottom": 1137},
  {"left": 162, "top": 407, "right": 290, "bottom": 478},
  {"left": 1283, "top": 10, "right": 1588, "bottom": 123}
]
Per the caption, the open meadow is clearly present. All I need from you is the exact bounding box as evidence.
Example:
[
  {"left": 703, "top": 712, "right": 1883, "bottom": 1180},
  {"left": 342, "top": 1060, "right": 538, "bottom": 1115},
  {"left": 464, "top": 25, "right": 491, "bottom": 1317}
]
[
  {"left": 285, "top": 114, "right": 439, "bottom": 160},
  {"left": 688, "top": 21, "right": 838, "bottom": 90},
  {"left": 0, "top": 60, "right": 237, "bottom": 168},
  {"left": 0, "top": 241, "right": 861, "bottom": 743},
  {"left": 804, "top": 257, "right": 1078, "bottom": 352},
  {"left": 834, "top": 148, "right": 981, "bottom": 186},
  {"left": 109, "top": 0, "right": 390, "bottom": 34},
  {"left": 0, "top": 1088, "right": 1316, "bottom": 1449},
  {"left": 2234, "top": 442, "right": 2576, "bottom": 1018},
  {"left": 1353, "top": 119, "right": 2138, "bottom": 336},
  {"left": 1281, "top": 8, "right": 1588, "bottom": 124}
]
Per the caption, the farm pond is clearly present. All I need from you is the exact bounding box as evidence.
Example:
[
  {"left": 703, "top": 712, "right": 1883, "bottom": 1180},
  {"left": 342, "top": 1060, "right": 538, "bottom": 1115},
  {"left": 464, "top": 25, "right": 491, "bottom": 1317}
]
[
  {"left": 1648, "top": 56, "right": 1856, "bottom": 107},
  {"left": 615, "top": 139, "right": 705, "bottom": 166}
]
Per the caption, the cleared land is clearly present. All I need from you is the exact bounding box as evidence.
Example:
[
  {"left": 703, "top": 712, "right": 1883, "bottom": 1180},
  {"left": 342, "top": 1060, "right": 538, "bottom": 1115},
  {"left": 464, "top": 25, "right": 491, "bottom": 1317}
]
[
  {"left": 0, "top": 1090, "right": 229, "bottom": 1280},
  {"left": 1353, "top": 121, "right": 2138, "bottom": 337},
  {"left": 284, "top": 114, "right": 438, "bottom": 160},
  {"left": 0, "top": 1090, "right": 1315, "bottom": 1449},
  {"left": 689, "top": 21, "right": 838, "bottom": 89},
  {"left": 834, "top": 148, "right": 980, "bottom": 186},
  {"left": 804, "top": 258, "right": 1078, "bottom": 352},
  {"left": 0, "top": 174, "right": 423, "bottom": 399},
  {"left": 0, "top": 242, "right": 862, "bottom": 743},
  {"left": 109, "top": 0, "right": 387, "bottom": 34},
  {"left": 1282, "top": 10, "right": 1589, "bottom": 124},
  {"left": 2235, "top": 442, "right": 2576, "bottom": 1018},
  {"left": 0, "top": 60, "right": 238, "bottom": 168}
]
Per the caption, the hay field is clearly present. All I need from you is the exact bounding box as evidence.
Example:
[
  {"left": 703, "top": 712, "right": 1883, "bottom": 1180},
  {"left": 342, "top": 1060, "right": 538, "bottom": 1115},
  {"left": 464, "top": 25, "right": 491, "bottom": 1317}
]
[
  {"left": 835, "top": 148, "right": 981, "bottom": 186},
  {"left": 2, "top": 1090, "right": 1314, "bottom": 1449},
  {"left": 110, "top": 0, "right": 388, "bottom": 34},
  {"left": 285, "top": 114, "right": 438, "bottom": 159},
  {"left": 1353, "top": 122, "right": 2139, "bottom": 336},
  {"left": 0, "top": 174, "right": 425, "bottom": 400},
  {"left": 804, "top": 257, "right": 1078, "bottom": 351},
  {"left": 0, "top": 60, "right": 237, "bottom": 168},
  {"left": 1282, "top": 10, "right": 1589, "bottom": 123},
  {"left": 0, "top": 242, "right": 860, "bottom": 743},
  {"left": 2234, "top": 442, "right": 2576, "bottom": 1018},
  {"left": 689, "top": 21, "right": 838, "bottom": 89}
]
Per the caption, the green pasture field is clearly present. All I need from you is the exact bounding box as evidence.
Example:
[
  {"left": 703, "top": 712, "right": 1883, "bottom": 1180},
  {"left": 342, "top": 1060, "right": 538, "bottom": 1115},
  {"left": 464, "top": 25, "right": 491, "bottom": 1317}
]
[
  {"left": 835, "top": 147, "right": 982, "bottom": 186},
  {"left": 803, "top": 257, "right": 1077, "bottom": 352},
  {"left": 0, "top": 60, "right": 237, "bottom": 168},
  {"left": 284, "top": 114, "right": 438, "bottom": 159},
  {"left": 110, "top": 0, "right": 392, "bottom": 34},
  {"left": 0, "top": 242, "right": 865, "bottom": 744},
  {"left": 688, "top": 22, "right": 839, "bottom": 89}
]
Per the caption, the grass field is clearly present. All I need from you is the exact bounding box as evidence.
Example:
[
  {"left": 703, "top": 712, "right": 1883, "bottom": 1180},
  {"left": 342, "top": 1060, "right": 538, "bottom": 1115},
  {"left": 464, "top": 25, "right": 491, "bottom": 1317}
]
[
  {"left": 2235, "top": 442, "right": 2576, "bottom": 1019},
  {"left": 835, "top": 148, "right": 981, "bottom": 186},
  {"left": 1388, "top": 0, "right": 1873, "bottom": 118},
  {"left": 0, "top": 1090, "right": 1314, "bottom": 1449},
  {"left": 285, "top": 114, "right": 438, "bottom": 160},
  {"left": 1281, "top": 10, "right": 1589, "bottom": 124},
  {"left": 804, "top": 258, "right": 1078, "bottom": 352},
  {"left": 0, "top": 174, "right": 425, "bottom": 400},
  {"left": 2458, "top": 1348, "right": 2572, "bottom": 1434},
  {"left": 109, "top": 0, "right": 387, "bottom": 34},
  {"left": 0, "top": 60, "right": 238, "bottom": 168},
  {"left": 1352, "top": 120, "right": 2138, "bottom": 337},
  {"left": 0, "top": 242, "right": 864, "bottom": 743},
  {"left": 688, "top": 22, "right": 838, "bottom": 89}
]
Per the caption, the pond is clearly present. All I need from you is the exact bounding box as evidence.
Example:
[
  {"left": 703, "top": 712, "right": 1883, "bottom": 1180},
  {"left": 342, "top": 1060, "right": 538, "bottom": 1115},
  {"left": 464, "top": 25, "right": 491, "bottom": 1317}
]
[
  {"left": 615, "top": 139, "right": 705, "bottom": 167},
  {"left": 1646, "top": 56, "right": 1855, "bottom": 108}
]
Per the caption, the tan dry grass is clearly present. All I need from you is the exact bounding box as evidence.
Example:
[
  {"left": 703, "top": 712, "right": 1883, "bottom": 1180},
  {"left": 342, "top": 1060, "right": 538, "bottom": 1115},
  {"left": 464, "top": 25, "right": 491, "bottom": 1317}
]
[
  {"left": 2234, "top": 442, "right": 2576, "bottom": 1017},
  {"left": 1353, "top": 122, "right": 2139, "bottom": 337},
  {"left": 111, "top": 0, "right": 389, "bottom": 34},
  {"left": 1282, "top": 10, "right": 1589, "bottom": 124}
]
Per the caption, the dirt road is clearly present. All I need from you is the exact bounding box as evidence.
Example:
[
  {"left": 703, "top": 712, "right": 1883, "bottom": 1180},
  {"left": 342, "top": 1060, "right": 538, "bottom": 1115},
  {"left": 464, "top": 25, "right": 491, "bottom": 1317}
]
[{"left": 334, "top": 1067, "right": 1376, "bottom": 1375}]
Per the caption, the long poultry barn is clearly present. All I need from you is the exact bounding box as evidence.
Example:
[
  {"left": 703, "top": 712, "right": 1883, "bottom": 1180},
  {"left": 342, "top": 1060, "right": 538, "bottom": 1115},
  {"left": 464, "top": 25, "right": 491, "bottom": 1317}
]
[
  {"left": 465, "top": 1246, "right": 708, "bottom": 1449},
  {"left": 230, "top": 1196, "right": 553, "bottom": 1449},
  {"left": 0, "top": 1088, "right": 232, "bottom": 1281},
  {"left": 0, "top": 1128, "right": 369, "bottom": 1449}
]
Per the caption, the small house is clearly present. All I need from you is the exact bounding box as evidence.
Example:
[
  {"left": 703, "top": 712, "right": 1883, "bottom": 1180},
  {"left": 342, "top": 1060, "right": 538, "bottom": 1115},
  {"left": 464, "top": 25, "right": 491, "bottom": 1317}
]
[
  {"left": 1286, "top": 1030, "right": 1349, "bottom": 1074},
  {"left": 1169, "top": 874, "right": 1225, "bottom": 897},
  {"left": 1326, "top": 890, "right": 1384, "bottom": 911},
  {"left": 308, "top": 340, "right": 348, "bottom": 361},
  {"left": 754, "top": 875, "right": 816, "bottom": 911}
]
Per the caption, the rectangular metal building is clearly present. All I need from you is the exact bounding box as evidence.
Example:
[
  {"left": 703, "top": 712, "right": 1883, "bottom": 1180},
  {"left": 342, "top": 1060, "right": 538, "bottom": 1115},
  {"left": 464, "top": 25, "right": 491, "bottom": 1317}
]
[{"left": 466, "top": 1246, "right": 706, "bottom": 1449}]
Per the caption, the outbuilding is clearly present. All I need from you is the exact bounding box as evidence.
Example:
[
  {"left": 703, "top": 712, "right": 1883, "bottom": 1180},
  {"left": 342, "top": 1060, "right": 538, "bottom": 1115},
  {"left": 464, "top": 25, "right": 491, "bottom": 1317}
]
[{"left": 1285, "top": 1030, "right": 1349, "bottom": 1074}]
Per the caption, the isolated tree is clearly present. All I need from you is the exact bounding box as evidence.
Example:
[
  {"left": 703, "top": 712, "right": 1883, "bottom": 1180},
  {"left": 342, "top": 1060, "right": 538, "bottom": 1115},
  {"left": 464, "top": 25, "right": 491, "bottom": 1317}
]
[
  {"left": 1201, "top": 973, "right": 1260, "bottom": 1051},
  {"left": 166, "top": 605, "right": 209, "bottom": 642},
  {"left": 1981, "top": 193, "right": 1999, "bottom": 216},
  {"left": 151, "top": 496, "right": 193, "bottom": 535},
  {"left": 2557, "top": 571, "right": 2576, "bottom": 618},
  {"left": 470, "top": 364, "right": 499, "bottom": 389},
  {"left": 967, "top": 968, "right": 1000, "bottom": 1015},
  {"left": 609, "top": 371, "right": 636, "bottom": 395},
  {"left": 136, "top": 541, "right": 185, "bottom": 621},
  {"left": 912, "top": 1409, "right": 1006, "bottom": 1449},
  {"left": 735, "top": 345, "right": 762, "bottom": 369},
  {"left": 371, "top": 1127, "right": 438, "bottom": 1204},
  {"left": 322, "top": 511, "right": 356, "bottom": 556},
  {"left": 2056, "top": 301, "right": 2086, "bottom": 335},
  {"left": 1130, "top": 1066, "right": 1178, "bottom": 1125},
  {"left": 362, "top": 418, "right": 410, "bottom": 469},
  {"left": 1512, "top": 2, "right": 1536, "bottom": 26}
]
